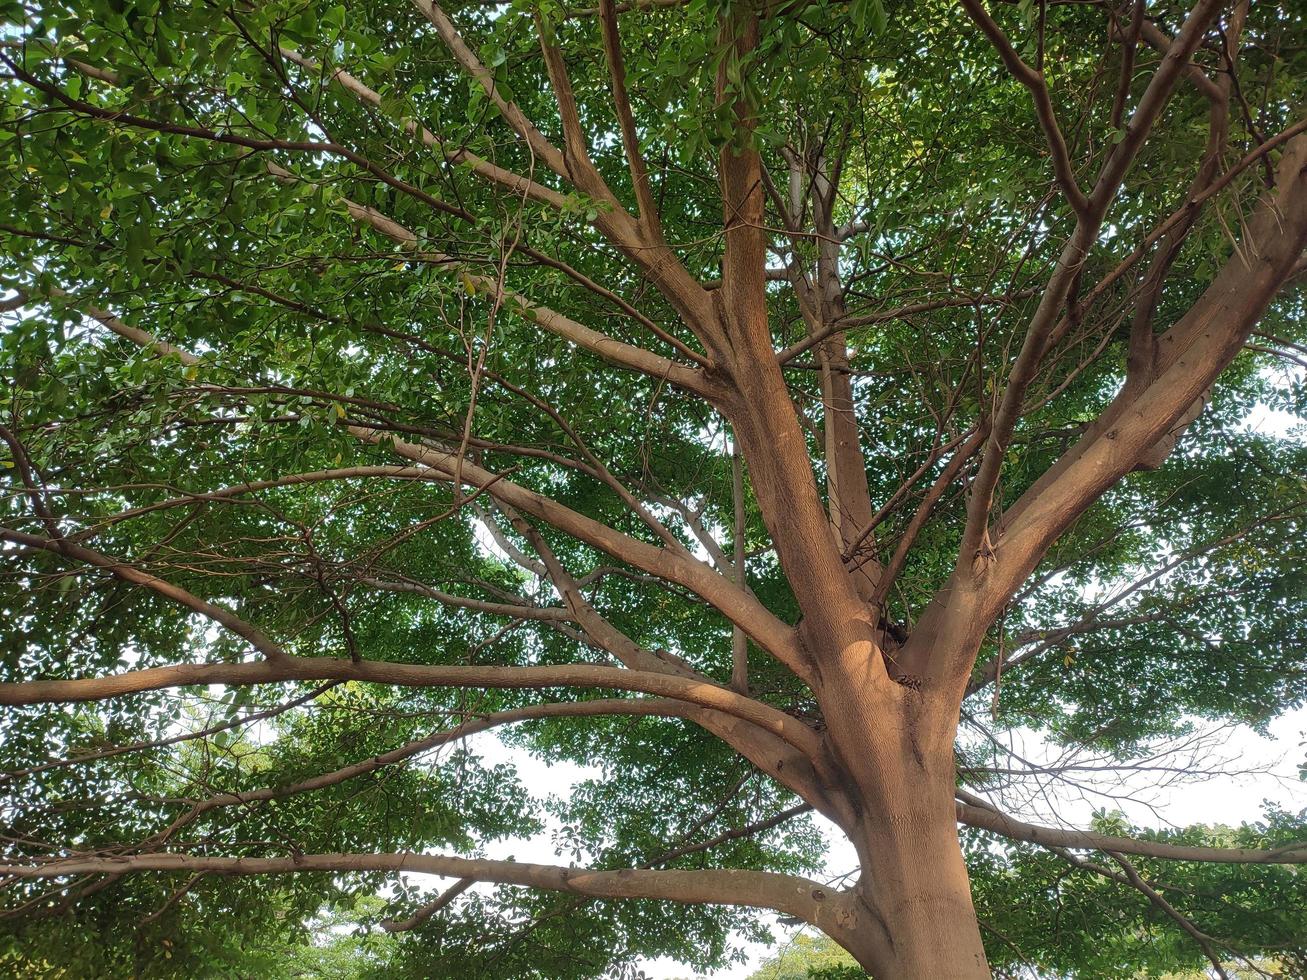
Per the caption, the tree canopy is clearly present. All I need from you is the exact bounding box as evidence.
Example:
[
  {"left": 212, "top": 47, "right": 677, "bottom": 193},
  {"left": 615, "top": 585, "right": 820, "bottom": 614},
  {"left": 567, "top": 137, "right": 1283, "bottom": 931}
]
[{"left": 1, "top": 0, "right": 1305, "bottom": 976}]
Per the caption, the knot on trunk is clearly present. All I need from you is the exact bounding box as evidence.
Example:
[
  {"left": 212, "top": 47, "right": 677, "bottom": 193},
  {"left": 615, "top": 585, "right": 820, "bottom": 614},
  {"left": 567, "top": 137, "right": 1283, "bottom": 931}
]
[
  {"left": 893, "top": 672, "right": 923, "bottom": 692},
  {"left": 971, "top": 528, "right": 997, "bottom": 578}
]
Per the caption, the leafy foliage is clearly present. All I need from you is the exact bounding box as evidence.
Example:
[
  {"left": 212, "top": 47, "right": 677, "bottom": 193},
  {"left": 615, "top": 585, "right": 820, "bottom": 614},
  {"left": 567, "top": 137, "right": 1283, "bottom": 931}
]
[{"left": 0, "top": 0, "right": 1305, "bottom": 975}]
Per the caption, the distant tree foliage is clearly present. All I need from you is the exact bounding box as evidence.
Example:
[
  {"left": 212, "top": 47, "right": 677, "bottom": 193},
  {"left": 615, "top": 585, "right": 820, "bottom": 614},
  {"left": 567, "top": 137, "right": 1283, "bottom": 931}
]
[{"left": 748, "top": 934, "right": 865, "bottom": 979}]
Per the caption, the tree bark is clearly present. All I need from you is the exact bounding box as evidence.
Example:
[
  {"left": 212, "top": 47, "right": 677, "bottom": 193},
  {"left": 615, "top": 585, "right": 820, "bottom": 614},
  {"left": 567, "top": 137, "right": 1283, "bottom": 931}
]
[
  {"left": 824, "top": 694, "right": 992, "bottom": 977},
  {"left": 810, "top": 631, "right": 991, "bottom": 977},
  {"left": 849, "top": 807, "right": 990, "bottom": 978}
]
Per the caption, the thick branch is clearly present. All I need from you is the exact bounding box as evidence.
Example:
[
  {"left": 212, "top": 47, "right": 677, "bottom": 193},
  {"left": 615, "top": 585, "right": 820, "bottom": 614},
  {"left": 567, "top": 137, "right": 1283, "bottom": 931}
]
[
  {"left": 958, "top": 802, "right": 1307, "bottom": 864},
  {"left": 0, "top": 852, "right": 836, "bottom": 926},
  {"left": 381, "top": 878, "right": 474, "bottom": 933},
  {"left": 995, "top": 133, "right": 1307, "bottom": 597},
  {"left": 275, "top": 46, "right": 570, "bottom": 210},
  {"left": 960, "top": 0, "right": 1224, "bottom": 568},
  {"left": 0, "top": 526, "right": 287, "bottom": 662},
  {"left": 409, "top": 0, "right": 568, "bottom": 176},
  {"left": 959, "top": 0, "right": 1088, "bottom": 216},
  {"left": 505, "top": 508, "right": 697, "bottom": 676},
  {"left": 713, "top": 12, "right": 876, "bottom": 674},
  {"left": 0, "top": 655, "right": 822, "bottom": 755},
  {"left": 317, "top": 182, "right": 707, "bottom": 394},
  {"left": 350, "top": 427, "right": 809, "bottom": 677},
  {"left": 598, "top": 0, "right": 661, "bottom": 231},
  {"left": 1105, "top": 851, "right": 1232, "bottom": 979},
  {"left": 412, "top": 0, "right": 715, "bottom": 334}
]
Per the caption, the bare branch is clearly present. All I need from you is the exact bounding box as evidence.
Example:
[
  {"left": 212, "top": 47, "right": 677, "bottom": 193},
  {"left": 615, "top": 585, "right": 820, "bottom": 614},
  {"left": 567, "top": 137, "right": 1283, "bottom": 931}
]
[
  {"left": 381, "top": 878, "right": 474, "bottom": 933},
  {"left": 958, "top": 802, "right": 1307, "bottom": 864},
  {"left": 0, "top": 852, "right": 836, "bottom": 926},
  {"left": 959, "top": 0, "right": 1089, "bottom": 216},
  {"left": 0, "top": 526, "right": 288, "bottom": 662},
  {"left": 0, "top": 656, "right": 824, "bottom": 756},
  {"left": 599, "top": 0, "right": 661, "bottom": 231}
]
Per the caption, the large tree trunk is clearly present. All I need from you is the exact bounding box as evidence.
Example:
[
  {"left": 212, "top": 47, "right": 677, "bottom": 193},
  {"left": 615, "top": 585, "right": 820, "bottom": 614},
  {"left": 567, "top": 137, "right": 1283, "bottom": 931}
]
[
  {"left": 817, "top": 657, "right": 991, "bottom": 977},
  {"left": 711, "top": 13, "right": 992, "bottom": 974},
  {"left": 843, "top": 783, "right": 990, "bottom": 977}
]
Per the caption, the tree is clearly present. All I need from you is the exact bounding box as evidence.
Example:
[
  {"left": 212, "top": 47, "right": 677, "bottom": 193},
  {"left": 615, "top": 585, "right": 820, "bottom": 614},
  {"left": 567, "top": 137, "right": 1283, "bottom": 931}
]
[
  {"left": 748, "top": 934, "right": 863, "bottom": 979},
  {"left": 0, "top": 0, "right": 1305, "bottom": 975}
]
